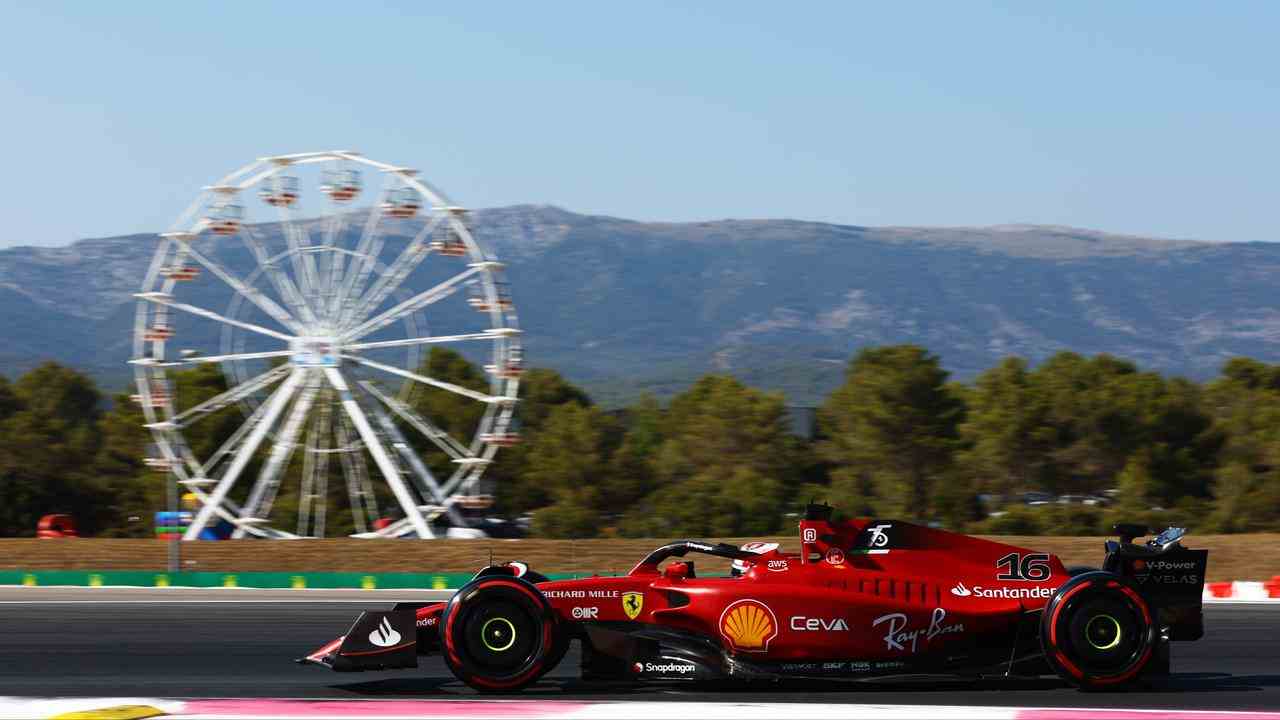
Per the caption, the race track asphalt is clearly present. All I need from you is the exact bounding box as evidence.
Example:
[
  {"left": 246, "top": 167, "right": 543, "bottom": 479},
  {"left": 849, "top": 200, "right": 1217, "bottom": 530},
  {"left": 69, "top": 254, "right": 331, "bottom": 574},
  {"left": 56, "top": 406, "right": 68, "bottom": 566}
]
[{"left": 0, "top": 594, "right": 1277, "bottom": 711}]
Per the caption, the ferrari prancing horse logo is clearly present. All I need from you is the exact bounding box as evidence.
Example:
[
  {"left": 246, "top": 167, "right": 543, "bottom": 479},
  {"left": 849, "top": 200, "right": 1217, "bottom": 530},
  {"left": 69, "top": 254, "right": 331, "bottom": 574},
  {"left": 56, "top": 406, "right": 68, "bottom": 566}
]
[{"left": 622, "top": 591, "right": 644, "bottom": 619}]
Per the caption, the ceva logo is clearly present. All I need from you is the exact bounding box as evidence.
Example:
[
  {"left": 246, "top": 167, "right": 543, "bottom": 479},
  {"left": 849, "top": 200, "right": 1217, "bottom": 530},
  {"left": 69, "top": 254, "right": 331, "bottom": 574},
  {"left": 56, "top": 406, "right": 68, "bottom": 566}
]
[
  {"left": 950, "top": 582, "right": 973, "bottom": 597},
  {"left": 790, "top": 616, "right": 850, "bottom": 631},
  {"left": 368, "top": 616, "right": 402, "bottom": 648}
]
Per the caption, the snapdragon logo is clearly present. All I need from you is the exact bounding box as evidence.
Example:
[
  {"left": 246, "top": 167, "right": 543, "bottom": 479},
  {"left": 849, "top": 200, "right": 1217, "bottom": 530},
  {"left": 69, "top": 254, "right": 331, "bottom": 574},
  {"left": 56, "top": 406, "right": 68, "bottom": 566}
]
[
  {"left": 951, "top": 581, "right": 1052, "bottom": 599},
  {"left": 637, "top": 662, "right": 696, "bottom": 674}
]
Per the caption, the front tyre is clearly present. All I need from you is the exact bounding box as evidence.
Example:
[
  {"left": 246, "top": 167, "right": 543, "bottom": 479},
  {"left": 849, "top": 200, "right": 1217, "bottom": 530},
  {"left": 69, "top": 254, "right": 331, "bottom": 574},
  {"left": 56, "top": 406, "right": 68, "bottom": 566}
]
[
  {"left": 441, "top": 576, "right": 561, "bottom": 692},
  {"left": 1040, "top": 571, "right": 1156, "bottom": 691}
]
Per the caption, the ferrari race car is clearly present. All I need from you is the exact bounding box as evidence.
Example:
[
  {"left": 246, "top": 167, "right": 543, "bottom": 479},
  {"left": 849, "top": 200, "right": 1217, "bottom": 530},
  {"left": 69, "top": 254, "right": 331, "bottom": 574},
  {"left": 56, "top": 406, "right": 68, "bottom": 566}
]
[{"left": 300, "top": 504, "right": 1208, "bottom": 691}]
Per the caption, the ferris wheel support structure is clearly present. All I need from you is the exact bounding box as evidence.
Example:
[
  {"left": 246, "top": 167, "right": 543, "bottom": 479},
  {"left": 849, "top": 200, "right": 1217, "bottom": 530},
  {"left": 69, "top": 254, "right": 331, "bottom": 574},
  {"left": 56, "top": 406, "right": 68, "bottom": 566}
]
[{"left": 133, "top": 151, "right": 523, "bottom": 541}]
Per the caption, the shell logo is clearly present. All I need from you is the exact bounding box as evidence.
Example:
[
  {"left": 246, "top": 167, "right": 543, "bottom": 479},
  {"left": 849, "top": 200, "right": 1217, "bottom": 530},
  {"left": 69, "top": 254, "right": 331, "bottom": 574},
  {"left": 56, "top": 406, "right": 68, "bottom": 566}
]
[{"left": 718, "top": 599, "right": 778, "bottom": 653}]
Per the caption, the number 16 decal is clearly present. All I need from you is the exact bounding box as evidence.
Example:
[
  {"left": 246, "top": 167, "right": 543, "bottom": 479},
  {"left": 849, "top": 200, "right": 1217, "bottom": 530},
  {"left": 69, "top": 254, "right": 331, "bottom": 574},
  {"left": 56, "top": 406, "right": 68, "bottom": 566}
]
[{"left": 995, "top": 552, "right": 1051, "bottom": 581}]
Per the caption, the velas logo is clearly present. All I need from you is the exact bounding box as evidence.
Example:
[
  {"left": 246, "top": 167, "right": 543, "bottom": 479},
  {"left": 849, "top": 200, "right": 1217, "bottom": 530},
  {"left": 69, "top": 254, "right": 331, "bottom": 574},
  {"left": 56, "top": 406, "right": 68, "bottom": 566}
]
[
  {"left": 368, "top": 616, "right": 401, "bottom": 648},
  {"left": 719, "top": 599, "right": 777, "bottom": 652}
]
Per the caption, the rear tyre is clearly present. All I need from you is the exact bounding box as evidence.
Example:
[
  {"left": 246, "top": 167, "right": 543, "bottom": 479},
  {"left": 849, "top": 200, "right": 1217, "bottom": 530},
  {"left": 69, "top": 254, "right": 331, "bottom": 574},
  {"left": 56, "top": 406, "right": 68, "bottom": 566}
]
[
  {"left": 1040, "top": 571, "right": 1156, "bottom": 691},
  {"left": 440, "top": 576, "right": 561, "bottom": 692}
]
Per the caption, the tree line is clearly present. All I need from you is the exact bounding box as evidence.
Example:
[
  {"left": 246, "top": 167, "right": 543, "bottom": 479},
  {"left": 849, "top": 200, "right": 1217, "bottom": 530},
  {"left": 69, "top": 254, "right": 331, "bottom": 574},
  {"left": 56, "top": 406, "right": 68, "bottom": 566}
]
[{"left": 1, "top": 345, "right": 1277, "bottom": 538}]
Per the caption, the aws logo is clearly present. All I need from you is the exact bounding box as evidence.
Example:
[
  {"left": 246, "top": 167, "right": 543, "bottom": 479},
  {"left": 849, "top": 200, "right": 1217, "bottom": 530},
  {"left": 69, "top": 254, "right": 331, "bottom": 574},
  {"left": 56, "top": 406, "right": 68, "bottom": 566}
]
[{"left": 718, "top": 599, "right": 778, "bottom": 653}]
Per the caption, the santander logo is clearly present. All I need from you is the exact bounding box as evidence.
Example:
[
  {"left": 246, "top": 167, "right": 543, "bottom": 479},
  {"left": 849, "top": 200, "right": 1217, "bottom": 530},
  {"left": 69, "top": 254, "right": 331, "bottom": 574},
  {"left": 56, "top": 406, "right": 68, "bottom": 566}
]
[
  {"left": 950, "top": 581, "right": 1052, "bottom": 599},
  {"left": 368, "top": 616, "right": 402, "bottom": 647}
]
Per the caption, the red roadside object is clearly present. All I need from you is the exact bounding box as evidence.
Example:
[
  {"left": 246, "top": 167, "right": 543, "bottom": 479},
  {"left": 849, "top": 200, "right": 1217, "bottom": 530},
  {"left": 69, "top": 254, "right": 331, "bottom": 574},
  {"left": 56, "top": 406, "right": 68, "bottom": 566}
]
[
  {"left": 1265, "top": 577, "right": 1280, "bottom": 599},
  {"left": 1208, "top": 581, "right": 1234, "bottom": 598},
  {"left": 36, "top": 514, "right": 78, "bottom": 538}
]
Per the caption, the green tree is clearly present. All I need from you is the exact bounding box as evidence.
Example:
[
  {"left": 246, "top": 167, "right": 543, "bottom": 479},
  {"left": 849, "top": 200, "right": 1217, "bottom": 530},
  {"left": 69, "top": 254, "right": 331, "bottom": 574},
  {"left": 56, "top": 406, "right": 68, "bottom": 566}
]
[
  {"left": 0, "top": 363, "right": 108, "bottom": 536},
  {"left": 1203, "top": 359, "right": 1280, "bottom": 531},
  {"left": 819, "top": 346, "right": 964, "bottom": 521},
  {"left": 957, "top": 357, "right": 1054, "bottom": 497},
  {"left": 92, "top": 391, "right": 158, "bottom": 537},
  {"left": 606, "top": 394, "right": 664, "bottom": 510},
  {"left": 619, "top": 375, "right": 798, "bottom": 537},
  {"left": 1027, "top": 353, "right": 1220, "bottom": 501},
  {"left": 491, "top": 367, "right": 595, "bottom": 514},
  {"left": 0, "top": 376, "right": 21, "bottom": 420},
  {"left": 525, "top": 403, "right": 619, "bottom": 538}
]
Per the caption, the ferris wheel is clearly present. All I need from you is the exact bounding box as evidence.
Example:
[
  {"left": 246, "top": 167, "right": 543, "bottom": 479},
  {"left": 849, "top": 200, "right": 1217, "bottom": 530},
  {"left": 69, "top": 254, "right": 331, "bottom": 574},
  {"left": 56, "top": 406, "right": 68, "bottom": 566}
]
[{"left": 131, "top": 151, "right": 522, "bottom": 540}]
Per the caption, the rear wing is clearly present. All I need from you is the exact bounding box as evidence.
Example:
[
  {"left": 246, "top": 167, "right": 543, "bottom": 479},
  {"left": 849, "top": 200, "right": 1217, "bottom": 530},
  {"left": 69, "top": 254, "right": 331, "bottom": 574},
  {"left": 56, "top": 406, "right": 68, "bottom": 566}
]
[{"left": 1103, "top": 525, "right": 1208, "bottom": 641}]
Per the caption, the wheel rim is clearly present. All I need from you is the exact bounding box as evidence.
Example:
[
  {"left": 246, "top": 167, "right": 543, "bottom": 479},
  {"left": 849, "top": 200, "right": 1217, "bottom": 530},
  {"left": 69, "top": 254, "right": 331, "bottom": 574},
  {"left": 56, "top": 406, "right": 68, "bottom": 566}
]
[
  {"left": 481, "top": 617, "right": 517, "bottom": 652},
  {"left": 460, "top": 596, "right": 541, "bottom": 674},
  {"left": 1059, "top": 590, "right": 1148, "bottom": 676},
  {"left": 1085, "top": 613, "right": 1122, "bottom": 651}
]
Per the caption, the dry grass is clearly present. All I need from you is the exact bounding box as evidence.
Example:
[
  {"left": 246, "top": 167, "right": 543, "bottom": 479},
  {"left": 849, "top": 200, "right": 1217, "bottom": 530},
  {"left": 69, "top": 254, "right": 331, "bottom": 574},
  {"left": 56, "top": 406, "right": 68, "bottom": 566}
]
[{"left": 2, "top": 534, "right": 1277, "bottom": 582}]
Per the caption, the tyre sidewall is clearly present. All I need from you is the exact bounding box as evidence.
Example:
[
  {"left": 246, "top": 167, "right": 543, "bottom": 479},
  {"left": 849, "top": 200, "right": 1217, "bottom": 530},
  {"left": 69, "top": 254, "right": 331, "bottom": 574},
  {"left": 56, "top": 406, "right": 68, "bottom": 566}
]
[
  {"left": 440, "top": 576, "right": 559, "bottom": 691},
  {"left": 1040, "top": 571, "right": 1156, "bottom": 690}
]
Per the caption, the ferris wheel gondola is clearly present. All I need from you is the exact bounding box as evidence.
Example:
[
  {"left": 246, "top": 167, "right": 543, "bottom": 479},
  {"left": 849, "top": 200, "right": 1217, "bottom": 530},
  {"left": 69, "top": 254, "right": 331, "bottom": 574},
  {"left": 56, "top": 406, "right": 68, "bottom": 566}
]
[{"left": 132, "top": 151, "right": 522, "bottom": 540}]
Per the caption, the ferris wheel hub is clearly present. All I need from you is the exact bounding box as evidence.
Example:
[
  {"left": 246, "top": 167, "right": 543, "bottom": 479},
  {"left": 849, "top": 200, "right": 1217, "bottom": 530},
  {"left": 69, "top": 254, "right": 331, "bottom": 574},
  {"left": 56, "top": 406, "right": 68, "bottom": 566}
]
[{"left": 290, "top": 335, "right": 342, "bottom": 368}]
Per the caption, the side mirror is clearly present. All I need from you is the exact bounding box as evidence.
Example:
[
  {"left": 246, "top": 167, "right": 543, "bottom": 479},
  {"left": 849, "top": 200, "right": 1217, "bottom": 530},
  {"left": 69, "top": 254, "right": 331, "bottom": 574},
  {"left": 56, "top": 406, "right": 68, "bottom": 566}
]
[
  {"left": 1113, "top": 523, "right": 1149, "bottom": 545},
  {"left": 663, "top": 561, "right": 691, "bottom": 581}
]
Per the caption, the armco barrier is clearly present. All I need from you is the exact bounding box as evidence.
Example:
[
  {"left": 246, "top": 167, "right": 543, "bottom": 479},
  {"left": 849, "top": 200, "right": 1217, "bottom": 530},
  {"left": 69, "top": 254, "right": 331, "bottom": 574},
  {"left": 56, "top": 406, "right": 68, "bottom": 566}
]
[{"left": 0, "top": 570, "right": 585, "bottom": 590}]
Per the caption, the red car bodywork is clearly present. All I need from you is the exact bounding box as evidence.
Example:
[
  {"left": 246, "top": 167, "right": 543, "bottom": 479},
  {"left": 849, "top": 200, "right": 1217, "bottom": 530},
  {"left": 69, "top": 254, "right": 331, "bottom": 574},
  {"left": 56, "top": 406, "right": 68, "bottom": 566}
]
[{"left": 303, "top": 508, "right": 1206, "bottom": 689}]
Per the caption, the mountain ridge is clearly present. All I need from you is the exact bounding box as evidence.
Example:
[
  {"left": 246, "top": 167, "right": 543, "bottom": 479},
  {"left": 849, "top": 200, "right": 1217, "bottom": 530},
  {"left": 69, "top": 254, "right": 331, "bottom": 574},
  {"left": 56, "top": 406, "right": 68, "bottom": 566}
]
[{"left": 0, "top": 205, "right": 1274, "bottom": 404}]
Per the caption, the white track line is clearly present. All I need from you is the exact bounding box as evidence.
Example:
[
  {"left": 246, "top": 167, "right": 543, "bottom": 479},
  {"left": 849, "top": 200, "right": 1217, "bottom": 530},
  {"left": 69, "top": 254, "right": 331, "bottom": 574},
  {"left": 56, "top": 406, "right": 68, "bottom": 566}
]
[{"left": 6, "top": 698, "right": 1280, "bottom": 720}]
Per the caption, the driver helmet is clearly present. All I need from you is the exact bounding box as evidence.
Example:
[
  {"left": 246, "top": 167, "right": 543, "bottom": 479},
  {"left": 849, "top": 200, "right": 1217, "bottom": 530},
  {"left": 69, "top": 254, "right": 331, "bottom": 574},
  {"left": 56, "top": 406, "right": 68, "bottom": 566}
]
[{"left": 730, "top": 541, "right": 780, "bottom": 576}]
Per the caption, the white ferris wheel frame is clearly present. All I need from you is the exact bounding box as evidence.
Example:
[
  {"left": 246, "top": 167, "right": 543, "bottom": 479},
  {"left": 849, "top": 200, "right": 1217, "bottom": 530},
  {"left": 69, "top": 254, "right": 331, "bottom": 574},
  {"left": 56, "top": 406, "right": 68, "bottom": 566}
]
[{"left": 131, "top": 150, "right": 521, "bottom": 540}]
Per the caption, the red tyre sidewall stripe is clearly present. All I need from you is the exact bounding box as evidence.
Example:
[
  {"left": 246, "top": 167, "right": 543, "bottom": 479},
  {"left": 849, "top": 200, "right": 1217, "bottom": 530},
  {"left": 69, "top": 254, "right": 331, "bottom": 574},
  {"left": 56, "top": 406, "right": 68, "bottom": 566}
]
[
  {"left": 1090, "top": 585, "right": 1153, "bottom": 685},
  {"left": 1049, "top": 576, "right": 1155, "bottom": 685},
  {"left": 1049, "top": 581, "right": 1092, "bottom": 648},
  {"left": 1048, "top": 580, "right": 1092, "bottom": 679},
  {"left": 442, "top": 579, "right": 556, "bottom": 688}
]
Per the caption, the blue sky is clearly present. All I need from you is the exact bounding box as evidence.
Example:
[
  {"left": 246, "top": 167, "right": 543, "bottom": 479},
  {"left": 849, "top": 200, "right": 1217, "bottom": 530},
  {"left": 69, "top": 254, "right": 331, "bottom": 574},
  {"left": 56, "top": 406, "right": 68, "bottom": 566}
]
[{"left": 1, "top": 2, "right": 1276, "bottom": 247}]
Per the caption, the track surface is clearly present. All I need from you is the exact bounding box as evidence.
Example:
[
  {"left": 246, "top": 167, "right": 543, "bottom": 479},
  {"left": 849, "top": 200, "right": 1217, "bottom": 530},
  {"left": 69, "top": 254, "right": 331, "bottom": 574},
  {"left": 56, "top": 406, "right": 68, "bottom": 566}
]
[{"left": 0, "top": 598, "right": 1277, "bottom": 711}]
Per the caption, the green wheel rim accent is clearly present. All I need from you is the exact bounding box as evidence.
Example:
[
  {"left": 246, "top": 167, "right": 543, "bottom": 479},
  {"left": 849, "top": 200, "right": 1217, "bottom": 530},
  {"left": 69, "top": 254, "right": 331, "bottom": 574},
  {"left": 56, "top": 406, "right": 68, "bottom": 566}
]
[
  {"left": 1085, "top": 613, "right": 1123, "bottom": 651},
  {"left": 480, "top": 617, "right": 517, "bottom": 652}
]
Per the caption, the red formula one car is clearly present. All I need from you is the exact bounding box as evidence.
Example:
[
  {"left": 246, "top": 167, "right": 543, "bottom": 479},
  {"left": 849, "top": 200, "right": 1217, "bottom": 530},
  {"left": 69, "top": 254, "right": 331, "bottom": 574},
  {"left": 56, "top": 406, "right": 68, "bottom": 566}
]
[{"left": 301, "top": 504, "right": 1208, "bottom": 691}]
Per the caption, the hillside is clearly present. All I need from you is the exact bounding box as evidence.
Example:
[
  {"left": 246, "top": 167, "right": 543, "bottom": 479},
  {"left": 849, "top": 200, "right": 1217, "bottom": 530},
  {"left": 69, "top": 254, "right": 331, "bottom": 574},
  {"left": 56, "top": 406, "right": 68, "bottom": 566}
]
[{"left": 1, "top": 205, "right": 1277, "bottom": 404}]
